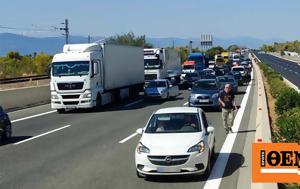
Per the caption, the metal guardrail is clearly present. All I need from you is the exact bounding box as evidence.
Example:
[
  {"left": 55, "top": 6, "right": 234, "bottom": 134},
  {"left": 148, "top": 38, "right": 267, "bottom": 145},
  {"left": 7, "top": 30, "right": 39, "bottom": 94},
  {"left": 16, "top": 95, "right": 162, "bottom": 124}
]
[{"left": 0, "top": 75, "right": 49, "bottom": 84}]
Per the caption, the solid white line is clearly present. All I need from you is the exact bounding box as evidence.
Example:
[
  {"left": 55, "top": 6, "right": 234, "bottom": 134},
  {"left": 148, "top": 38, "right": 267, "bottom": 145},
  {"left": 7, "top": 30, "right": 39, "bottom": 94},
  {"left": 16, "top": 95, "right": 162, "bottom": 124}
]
[
  {"left": 124, "top": 99, "right": 144, "bottom": 107},
  {"left": 261, "top": 168, "right": 299, "bottom": 174},
  {"left": 11, "top": 110, "right": 57, "bottom": 123},
  {"left": 119, "top": 132, "right": 138, "bottom": 144},
  {"left": 203, "top": 71, "right": 253, "bottom": 189},
  {"left": 183, "top": 102, "right": 188, "bottom": 106},
  {"left": 13, "top": 125, "right": 71, "bottom": 145}
]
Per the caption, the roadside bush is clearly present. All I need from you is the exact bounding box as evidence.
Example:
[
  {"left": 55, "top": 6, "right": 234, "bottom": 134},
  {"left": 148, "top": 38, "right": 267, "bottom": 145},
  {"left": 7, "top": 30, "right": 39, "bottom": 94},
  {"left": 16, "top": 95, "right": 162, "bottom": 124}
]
[
  {"left": 276, "top": 107, "right": 300, "bottom": 143},
  {"left": 275, "top": 88, "right": 300, "bottom": 114},
  {"left": 268, "top": 78, "right": 289, "bottom": 98}
]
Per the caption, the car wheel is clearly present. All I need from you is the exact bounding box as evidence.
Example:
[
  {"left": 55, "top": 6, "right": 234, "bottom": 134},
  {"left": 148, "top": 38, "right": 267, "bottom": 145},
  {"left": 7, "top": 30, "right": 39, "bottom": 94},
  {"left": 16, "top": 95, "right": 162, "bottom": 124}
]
[
  {"left": 205, "top": 151, "right": 212, "bottom": 175},
  {"left": 57, "top": 109, "right": 65, "bottom": 114},
  {"left": 4, "top": 124, "right": 12, "bottom": 140}
]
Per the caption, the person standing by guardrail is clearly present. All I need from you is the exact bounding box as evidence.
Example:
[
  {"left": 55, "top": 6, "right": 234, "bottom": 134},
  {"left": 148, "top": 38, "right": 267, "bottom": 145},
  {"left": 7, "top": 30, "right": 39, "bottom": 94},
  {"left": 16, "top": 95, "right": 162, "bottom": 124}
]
[{"left": 219, "top": 84, "right": 237, "bottom": 134}]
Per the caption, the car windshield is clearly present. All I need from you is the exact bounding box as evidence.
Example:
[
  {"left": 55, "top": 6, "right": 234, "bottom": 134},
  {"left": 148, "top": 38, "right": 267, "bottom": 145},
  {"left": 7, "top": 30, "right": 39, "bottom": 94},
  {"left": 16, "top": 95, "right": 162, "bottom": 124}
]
[
  {"left": 145, "top": 113, "right": 202, "bottom": 133},
  {"left": 192, "top": 80, "right": 217, "bottom": 90},
  {"left": 144, "top": 59, "right": 160, "bottom": 69},
  {"left": 183, "top": 65, "right": 195, "bottom": 70},
  {"left": 52, "top": 61, "right": 90, "bottom": 76},
  {"left": 146, "top": 81, "right": 166, "bottom": 88},
  {"left": 232, "top": 67, "right": 244, "bottom": 72},
  {"left": 218, "top": 78, "right": 235, "bottom": 83},
  {"left": 185, "top": 73, "right": 198, "bottom": 77}
]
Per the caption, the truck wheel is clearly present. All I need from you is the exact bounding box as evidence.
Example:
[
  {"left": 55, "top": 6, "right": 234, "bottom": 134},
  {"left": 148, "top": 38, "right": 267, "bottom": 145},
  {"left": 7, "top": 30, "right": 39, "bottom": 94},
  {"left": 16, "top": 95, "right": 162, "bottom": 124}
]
[
  {"left": 57, "top": 109, "right": 65, "bottom": 114},
  {"left": 96, "top": 94, "right": 102, "bottom": 109}
]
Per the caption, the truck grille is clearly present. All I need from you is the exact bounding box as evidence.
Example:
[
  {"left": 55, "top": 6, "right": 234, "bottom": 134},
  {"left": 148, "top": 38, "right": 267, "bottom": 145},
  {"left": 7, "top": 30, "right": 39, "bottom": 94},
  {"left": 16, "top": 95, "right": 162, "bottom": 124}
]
[
  {"left": 145, "top": 74, "right": 157, "bottom": 81},
  {"left": 62, "top": 95, "right": 80, "bottom": 99},
  {"left": 148, "top": 155, "right": 189, "bottom": 166},
  {"left": 57, "top": 82, "right": 83, "bottom": 90}
]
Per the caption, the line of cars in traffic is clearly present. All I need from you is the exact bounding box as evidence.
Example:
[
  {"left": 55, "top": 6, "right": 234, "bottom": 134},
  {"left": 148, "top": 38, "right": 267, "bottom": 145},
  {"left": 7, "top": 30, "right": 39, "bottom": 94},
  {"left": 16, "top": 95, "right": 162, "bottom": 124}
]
[{"left": 135, "top": 52, "right": 252, "bottom": 178}]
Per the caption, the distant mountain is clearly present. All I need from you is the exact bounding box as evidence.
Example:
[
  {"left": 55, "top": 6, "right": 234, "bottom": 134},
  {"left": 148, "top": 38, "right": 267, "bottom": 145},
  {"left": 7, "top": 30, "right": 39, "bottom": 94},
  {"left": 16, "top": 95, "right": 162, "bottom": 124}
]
[{"left": 0, "top": 32, "right": 283, "bottom": 56}]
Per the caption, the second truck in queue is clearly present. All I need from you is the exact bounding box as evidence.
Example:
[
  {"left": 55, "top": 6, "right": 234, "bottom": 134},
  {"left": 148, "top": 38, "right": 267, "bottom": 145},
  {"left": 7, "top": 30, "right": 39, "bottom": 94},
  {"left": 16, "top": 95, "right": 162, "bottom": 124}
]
[
  {"left": 144, "top": 48, "right": 181, "bottom": 82},
  {"left": 50, "top": 43, "right": 144, "bottom": 113}
]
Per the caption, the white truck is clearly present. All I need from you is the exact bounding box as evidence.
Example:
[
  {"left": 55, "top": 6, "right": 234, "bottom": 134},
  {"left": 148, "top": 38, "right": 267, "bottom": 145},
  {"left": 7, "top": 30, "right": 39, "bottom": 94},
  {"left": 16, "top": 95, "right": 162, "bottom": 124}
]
[
  {"left": 50, "top": 43, "right": 144, "bottom": 113},
  {"left": 144, "top": 48, "right": 181, "bottom": 82}
]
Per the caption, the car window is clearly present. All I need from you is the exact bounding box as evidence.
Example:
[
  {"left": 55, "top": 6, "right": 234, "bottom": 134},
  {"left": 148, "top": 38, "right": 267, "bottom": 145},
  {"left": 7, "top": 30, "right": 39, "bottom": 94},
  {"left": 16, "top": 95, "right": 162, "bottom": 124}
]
[{"left": 145, "top": 113, "right": 202, "bottom": 133}]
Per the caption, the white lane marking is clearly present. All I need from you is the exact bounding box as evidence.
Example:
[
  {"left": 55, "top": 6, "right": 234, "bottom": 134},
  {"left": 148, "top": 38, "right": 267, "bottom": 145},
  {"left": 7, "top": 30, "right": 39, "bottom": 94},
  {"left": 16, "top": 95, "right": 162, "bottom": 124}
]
[
  {"left": 204, "top": 71, "right": 253, "bottom": 189},
  {"left": 124, "top": 99, "right": 144, "bottom": 107},
  {"left": 13, "top": 125, "right": 71, "bottom": 145},
  {"left": 11, "top": 110, "right": 57, "bottom": 123},
  {"left": 119, "top": 132, "right": 138, "bottom": 144},
  {"left": 183, "top": 102, "right": 188, "bottom": 106}
]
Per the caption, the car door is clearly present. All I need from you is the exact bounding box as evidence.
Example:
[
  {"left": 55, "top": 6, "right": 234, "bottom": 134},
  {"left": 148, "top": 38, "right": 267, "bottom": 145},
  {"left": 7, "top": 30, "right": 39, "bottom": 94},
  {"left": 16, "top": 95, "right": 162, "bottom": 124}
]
[{"left": 167, "top": 80, "right": 178, "bottom": 97}]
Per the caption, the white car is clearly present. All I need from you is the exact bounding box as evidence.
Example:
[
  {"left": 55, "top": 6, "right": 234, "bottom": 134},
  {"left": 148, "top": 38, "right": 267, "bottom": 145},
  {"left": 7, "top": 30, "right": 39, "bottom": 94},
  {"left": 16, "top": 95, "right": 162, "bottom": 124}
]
[{"left": 135, "top": 107, "right": 215, "bottom": 177}]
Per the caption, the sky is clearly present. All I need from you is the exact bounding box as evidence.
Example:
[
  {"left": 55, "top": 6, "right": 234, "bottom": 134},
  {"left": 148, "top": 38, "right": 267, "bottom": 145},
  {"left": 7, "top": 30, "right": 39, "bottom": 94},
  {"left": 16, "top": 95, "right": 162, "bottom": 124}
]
[{"left": 0, "top": 0, "right": 299, "bottom": 40}]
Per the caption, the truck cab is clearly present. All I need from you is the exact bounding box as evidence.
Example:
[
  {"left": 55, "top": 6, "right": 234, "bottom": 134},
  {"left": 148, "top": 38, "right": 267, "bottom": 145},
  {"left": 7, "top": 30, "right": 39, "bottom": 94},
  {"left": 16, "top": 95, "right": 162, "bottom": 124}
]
[{"left": 144, "top": 48, "right": 167, "bottom": 81}]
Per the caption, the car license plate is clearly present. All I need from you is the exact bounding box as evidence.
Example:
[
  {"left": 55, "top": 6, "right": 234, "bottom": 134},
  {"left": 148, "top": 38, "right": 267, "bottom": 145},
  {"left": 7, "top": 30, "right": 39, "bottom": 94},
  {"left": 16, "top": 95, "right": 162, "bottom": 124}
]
[
  {"left": 157, "top": 167, "right": 179, "bottom": 173},
  {"left": 199, "top": 99, "right": 209, "bottom": 103}
]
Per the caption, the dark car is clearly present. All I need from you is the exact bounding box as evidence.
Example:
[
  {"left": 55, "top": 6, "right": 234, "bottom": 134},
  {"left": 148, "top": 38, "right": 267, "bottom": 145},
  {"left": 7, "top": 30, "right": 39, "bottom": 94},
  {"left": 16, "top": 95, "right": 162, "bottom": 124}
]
[
  {"left": 0, "top": 106, "right": 12, "bottom": 142},
  {"left": 181, "top": 72, "right": 200, "bottom": 88},
  {"left": 216, "top": 75, "right": 238, "bottom": 93},
  {"left": 228, "top": 71, "right": 243, "bottom": 85}
]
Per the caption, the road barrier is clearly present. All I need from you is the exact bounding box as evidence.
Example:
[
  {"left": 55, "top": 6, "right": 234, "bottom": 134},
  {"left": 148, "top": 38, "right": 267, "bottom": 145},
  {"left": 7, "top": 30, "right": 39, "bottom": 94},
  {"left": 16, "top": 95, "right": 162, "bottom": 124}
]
[
  {"left": 250, "top": 52, "right": 278, "bottom": 189},
  {"left": 0, "top": 85, "right": 50, "bottom": 111},
  {"left": 0, "top": 75, "right": 49, "bottom": 84}
]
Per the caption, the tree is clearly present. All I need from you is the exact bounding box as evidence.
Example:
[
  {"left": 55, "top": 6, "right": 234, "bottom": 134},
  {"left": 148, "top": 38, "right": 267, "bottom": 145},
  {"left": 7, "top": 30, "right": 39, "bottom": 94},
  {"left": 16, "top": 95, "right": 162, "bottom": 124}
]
[
  {"left": 33, "top": 53, "right": 52, "bottom": 75},
  {"left": 227, "top": 44, "right": 239, "bottom": 52},
  {"left": 205, "top": 46, "right": 224, "bottom": 59},
  {"left": 106, "top": 32, "right": 153, "bottom": 47}
]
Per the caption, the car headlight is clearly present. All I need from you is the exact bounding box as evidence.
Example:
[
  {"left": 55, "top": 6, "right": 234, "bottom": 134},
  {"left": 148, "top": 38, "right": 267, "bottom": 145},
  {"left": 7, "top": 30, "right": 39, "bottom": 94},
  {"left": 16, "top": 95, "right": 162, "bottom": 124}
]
[
  {"left": 189, "top": 94, "right": 197, "bottom": 100},
  {"left": 212, "top": 93, "right": 219, "bottom": 98},
  {"left": 51, "top": 94, "right": 59, "bottom": 99},
  {"left": 187, "top": 141, "right": 205, "bottom": 153},
  {"left": 137, "top": 142, "right": 150, "bottom": 154},
  {"left": 160, "top": 89, "right": 167, "bottom": 94}
]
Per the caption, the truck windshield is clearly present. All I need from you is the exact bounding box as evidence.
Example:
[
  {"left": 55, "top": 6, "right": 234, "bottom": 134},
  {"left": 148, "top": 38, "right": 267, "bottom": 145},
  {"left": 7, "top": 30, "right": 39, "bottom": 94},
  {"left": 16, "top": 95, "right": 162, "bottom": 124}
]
[
  {"left": 144, "top": 59, "right": 161, "bottom": 69},
  {"left": 183, "top": 65, "right": 195, "bottom": 70},
  {"left": 52, "top": 61, "right": 90, "bottom": 76},
  {"left": 188, "top": 56, "right": 204, "bottom": 64}
]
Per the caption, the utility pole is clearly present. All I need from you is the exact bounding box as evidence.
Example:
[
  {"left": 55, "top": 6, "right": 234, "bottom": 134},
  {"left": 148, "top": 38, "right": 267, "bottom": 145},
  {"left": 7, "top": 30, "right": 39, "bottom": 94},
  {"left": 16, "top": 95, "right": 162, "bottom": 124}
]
[
  {"left": 88, "top": 35, "right": 91, "bottom": 43},
  {"left": 60, "top": 19, "right": 69, "bottom": 44},
  {"left": 172, "top": 40, "right": 175, "bottom": 49}
]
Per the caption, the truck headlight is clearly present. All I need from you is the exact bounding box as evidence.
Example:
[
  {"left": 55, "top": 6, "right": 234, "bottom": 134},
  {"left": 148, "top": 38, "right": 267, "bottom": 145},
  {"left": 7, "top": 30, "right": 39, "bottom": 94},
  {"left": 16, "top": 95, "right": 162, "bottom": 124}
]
[
  {"left": 137, "top": 142, "right": 150, "bottom": 154},
  {"left": 51, "top": 94, "right": 59, "bottom": 99},
  {"left": 212, "top": 93, "right": 219, "bottom": 98},
  {"left": 83, "top": 90, "right": 92, "bottom": 98},
  {"left": 187, "top": 141, "right": 205, "bottom": 153}
]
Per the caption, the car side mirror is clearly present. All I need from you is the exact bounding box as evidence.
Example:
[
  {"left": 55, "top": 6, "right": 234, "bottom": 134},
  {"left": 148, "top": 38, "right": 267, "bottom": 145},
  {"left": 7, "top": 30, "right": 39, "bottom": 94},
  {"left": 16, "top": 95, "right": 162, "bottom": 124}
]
[
  {"left": 207, "top": 126, "right": 214, "bottom": 133},
  {"left": 169, "top": 85, "right": 173, "bottom": 88},
  {"left": 188, "top": 88, "right": 191, "bottom": 91},
  {"left": 136, "top": 128, "right": 144, "bottom": 135}
]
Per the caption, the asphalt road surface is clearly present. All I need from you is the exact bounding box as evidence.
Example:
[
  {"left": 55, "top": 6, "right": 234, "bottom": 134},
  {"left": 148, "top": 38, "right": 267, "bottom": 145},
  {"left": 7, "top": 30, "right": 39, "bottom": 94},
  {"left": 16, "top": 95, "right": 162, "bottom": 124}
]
[
  {"left": 0, "top": 70, "right": 258, "bottom": 189},
  {"left": 254, "top": 51, "right": 300, "bottom": 89}
]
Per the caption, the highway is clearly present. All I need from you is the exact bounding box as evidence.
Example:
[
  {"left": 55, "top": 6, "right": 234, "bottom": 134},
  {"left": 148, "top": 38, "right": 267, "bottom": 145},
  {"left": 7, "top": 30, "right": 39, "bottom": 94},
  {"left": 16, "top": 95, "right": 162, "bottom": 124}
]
[
  {"left": 253, "top": 52, "right": 300, "bottom": 89},
  {"left": 0, "top": 71, "right": 258, "bottom": 189}
]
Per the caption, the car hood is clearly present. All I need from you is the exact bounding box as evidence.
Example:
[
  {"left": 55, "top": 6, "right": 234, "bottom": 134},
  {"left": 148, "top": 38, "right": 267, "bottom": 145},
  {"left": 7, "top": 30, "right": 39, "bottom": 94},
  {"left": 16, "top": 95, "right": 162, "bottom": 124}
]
[
  {"left": 191, "top": 89, "right": 218, "bottom": 95},
  {"left": 145, "top": 87, "right": 166, "bottom": 94},
  {"left": 140, "top": 133, "right": 203, "bottom": 155}
]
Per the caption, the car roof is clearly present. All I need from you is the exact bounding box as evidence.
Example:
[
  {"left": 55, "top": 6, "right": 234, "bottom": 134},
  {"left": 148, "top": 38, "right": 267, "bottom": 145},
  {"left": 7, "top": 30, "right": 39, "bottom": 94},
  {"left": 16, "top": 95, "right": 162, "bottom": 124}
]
[
  {"left": 155, "top": 107, "right": 201, "bottom": 114},
  {"left": 198, "top": 79, "right": 216, "bottom": 82}
]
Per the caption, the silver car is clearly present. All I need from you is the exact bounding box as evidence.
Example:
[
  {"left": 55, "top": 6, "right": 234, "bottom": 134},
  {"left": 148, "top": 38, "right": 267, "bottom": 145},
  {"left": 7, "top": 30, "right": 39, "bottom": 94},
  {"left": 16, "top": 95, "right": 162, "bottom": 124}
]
[{"left": 188, "top": 79, "right": 220, "bottom": 110}]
